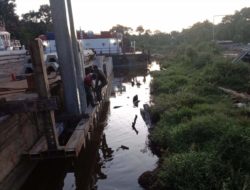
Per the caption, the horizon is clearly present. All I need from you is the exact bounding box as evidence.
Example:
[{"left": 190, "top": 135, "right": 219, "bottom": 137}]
[{"left": 15, "top": 0, "right": 250, "bottom": 33}]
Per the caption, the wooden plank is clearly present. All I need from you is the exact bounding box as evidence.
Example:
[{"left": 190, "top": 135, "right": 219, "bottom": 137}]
[
  {"left": 0, "top": 97, "right": 58, "bottom": 114},
  {"left": 0, "top": 59, "right": 25, "bottom": 65},
  {"left": 0, "top": 160, "right": 37, "bottom": 190},
  {"left": 30, "top": 39, "right": 59, "bottom": 150},
  {"left": 0, "top": 50, "right": 26, "bottom": 56},
  {"left": 0, "top": 54, "right": 25, "bottom": 60},
  {"left": 65, "top": 118, "right": 90, "bottom": 156},
  {"left": 28, "top": 136, "right": 47, "bottom": 155}
]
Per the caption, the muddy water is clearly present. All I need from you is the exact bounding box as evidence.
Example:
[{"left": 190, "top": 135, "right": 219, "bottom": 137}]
[{"left": 21, "top": 61, "right": 159, "bottom": 190}]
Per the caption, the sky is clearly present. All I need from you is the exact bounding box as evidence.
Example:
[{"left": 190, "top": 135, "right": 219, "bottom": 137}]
[{"left": 15, "top": 0, "right": 250, "bottom": 33}]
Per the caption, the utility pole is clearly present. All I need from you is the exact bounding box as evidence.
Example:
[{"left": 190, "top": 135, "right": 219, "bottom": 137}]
[{"left": 49, "top": 0, "right": 80, "bottom": 115}]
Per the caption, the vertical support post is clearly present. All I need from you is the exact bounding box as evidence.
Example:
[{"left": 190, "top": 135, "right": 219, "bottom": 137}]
[
  {"left": 66, "top": 0, "right": 87, "bottom": 112},
  {"left": 49, "top": 0, "right": 80, "bottom": 115},
  {"left": 30, "top": 39, "right": 59, "bottom": 150}
]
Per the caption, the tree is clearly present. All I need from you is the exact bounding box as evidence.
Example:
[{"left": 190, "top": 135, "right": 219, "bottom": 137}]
[
  {"left": 110, "top": 24, "right": 133, "bottom": 35},
  {"left": 21, "top": 4, "right": 52, "bottom": 25},
  {"left": 0, "top": 0, "right": 19, "bottom": 37},
  {"left": 136, "top": 25, "right": 144, "bottom": 35},
  {"left": 181, "top": 21, "right": 213, "bottom": 43},
  {"left": 19, "top": 4, "right": 53, "bottom": 45},
  {"left": 22, "top": 11, "right": 40, "bottom": 23},
  {"left": 38, "top": 4, "right": 52, "bottom": 24},
  {"left": 145, "top": 29, "right": 152, "bottom": 35},
  {"left": 153, "top": 30, "right": 162, "bottom": 35},
  {"left": 216, "top": 8, "right": 250, "bottom": 42}
]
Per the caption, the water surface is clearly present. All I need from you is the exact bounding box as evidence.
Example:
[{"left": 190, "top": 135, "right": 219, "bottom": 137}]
[{"left": 21, "top": 61, "right": 159, "bottom": 190}]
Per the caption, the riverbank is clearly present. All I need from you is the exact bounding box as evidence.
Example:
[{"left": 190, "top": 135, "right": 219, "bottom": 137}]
[{"left": 144, "top": 44, "right": 250, "bottom": 189}]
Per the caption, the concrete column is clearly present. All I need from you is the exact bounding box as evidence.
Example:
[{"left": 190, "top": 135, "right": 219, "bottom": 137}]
[
  {"left": 66, "top": 0, "right": 87, "bottom": 112},
  {"left": 49, "top": 0, "right": 80, "bottom": 115}
]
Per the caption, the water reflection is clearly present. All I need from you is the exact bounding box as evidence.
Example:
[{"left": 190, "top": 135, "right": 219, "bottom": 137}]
[
  {"left": 95, "top": 61, "right": 158, "bottom": 190},
  {"left": 21, "top": 61, "right": 159, "bottom": 190}
]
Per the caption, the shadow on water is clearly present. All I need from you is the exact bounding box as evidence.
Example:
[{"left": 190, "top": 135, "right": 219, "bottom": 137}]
[
  {"left": 21, "top": 103, "right": 111, "bottom": 190},
  {"left": 21, "top": 61, "right": 159, "bottom": 190}
]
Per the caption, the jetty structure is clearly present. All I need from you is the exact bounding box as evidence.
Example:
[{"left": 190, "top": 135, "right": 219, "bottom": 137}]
[{"left": 0, "top": 0, "right": 113, "bottom": 189}]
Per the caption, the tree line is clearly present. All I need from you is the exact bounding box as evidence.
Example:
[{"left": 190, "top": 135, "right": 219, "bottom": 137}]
[
  {"left": 0, "top": 0, "right": 52, "bottom": 46},
  {"left": 1, "top": 0, "right": 250, "bottom": 49}
]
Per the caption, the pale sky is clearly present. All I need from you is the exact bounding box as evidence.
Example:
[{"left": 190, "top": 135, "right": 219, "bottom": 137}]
[{"left": 15, "top": 0, "right": 250, "bottom": 33}]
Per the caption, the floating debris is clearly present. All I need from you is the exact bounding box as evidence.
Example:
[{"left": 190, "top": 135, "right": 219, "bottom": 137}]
[
  {"left": 131, "top": 80, "right": 135, "bottom": 86},
  {"left": 140, "top": 104, "right": 152, "bottom": 128},
  {"left": 133, "top": 95, "right": 140, "bottom": 107},
  {"left": 113, "top": 106, "right": 123, "bottom": 109},
  {"left": 116, "top": 145, "right": 129, "bottom": 151},
  {"left": 133, "top": 95, "right": 138, "bottom": 102},
  {"left": 136, "top": 81, "right": 141, "bottom": 86},
  {"left": 132, "top": 115, "right": 139, "bottom": 134},
  {"left": 120, "top": 145, "right": 129, "bottom": 150}
]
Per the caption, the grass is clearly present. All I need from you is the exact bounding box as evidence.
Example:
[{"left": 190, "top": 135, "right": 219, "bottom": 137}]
[{"left": 148, "top": 42, "right": 250, "bottom": 189}]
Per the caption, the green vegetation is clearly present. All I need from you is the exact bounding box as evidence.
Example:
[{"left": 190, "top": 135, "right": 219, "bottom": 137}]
[
  {"left": 0, "top": 0, "right": 52, "bottom": 46},
  {"left": 1, "top": 2, "right": 250, "bottom": 188},
  {"left": 148, "top": 45, "right": 250, "bottom": 189},
  {"left": 134, "top": 8, "right": 250, "bottom": 190}
]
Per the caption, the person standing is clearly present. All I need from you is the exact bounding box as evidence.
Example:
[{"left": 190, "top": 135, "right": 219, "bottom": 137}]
[
  {"left": 93, "top": 65, "right": 107, "bottom": 101},
  {"left": 84, "top": 73, "right": 97, "bottom": 107}
]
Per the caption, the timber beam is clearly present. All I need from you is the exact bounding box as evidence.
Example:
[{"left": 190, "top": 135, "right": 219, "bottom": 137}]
[{"left": 0, "top": 97, "right": 58, "bottom": 114}]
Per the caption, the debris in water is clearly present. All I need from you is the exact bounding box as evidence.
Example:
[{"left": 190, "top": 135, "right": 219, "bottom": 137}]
[
  {"left": 133, "top": 95, "right": 138, "bottom": 102},
  {"left": 133, "top": 95, "right": 140, "bottom": 107},
  {"left": 140, "top": 104, "right": 152, "bottom": 128},
  {"left": 132, "top": 115, "right": 139, "bottom": 134},
  {"left": 131, "top": 80, "right": 135, "bottom": 86},
  {"left": 116, "top": 145, "right": 129, "bottom": 151},
  {"left": 136, "top": 81, "right": 141, "bottom": 86},
  {"left": 121, "top": 145, "right": 129, "bottom": 150},
  {"left": 113, "top": 106, "right": 122, "bottom": 109}
]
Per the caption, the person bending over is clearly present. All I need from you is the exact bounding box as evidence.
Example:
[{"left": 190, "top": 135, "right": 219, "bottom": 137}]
[{"left": 93, "top": 65, "right": 107, "bottom": 101}]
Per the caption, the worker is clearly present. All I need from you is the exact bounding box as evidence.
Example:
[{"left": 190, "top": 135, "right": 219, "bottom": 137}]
[
  {"left": 84, "top": 73, "right": 97, "bottom": 107},
  {"left": 93, "top": 65, "right": 107, "bottom": 101}
]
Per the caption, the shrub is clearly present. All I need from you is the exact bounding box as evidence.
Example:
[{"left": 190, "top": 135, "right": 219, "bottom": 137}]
[
  {"left": 153, "top": 152, "right": 225, "bottom": 190},
  {"left": 171, "top": 114, "right": 235, "bottom": 152},
  {"left": 216, "top": 126, "right": 250, "bottom": 189},
  {"left": 202, "top": 61, "right": 250, "bottom": 92}
]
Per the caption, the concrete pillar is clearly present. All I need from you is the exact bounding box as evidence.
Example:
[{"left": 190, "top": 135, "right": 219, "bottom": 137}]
[
  {"left": 66, "top": 0, "right": 87, "bottom": 112},
  {"left": 49, "top": 0, "right": 80, "bottom": 115}
]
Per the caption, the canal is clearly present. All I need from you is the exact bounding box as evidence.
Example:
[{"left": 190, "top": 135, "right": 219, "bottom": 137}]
[{"left": 21, "top": 61, "right": 159, "bottom": 190}]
